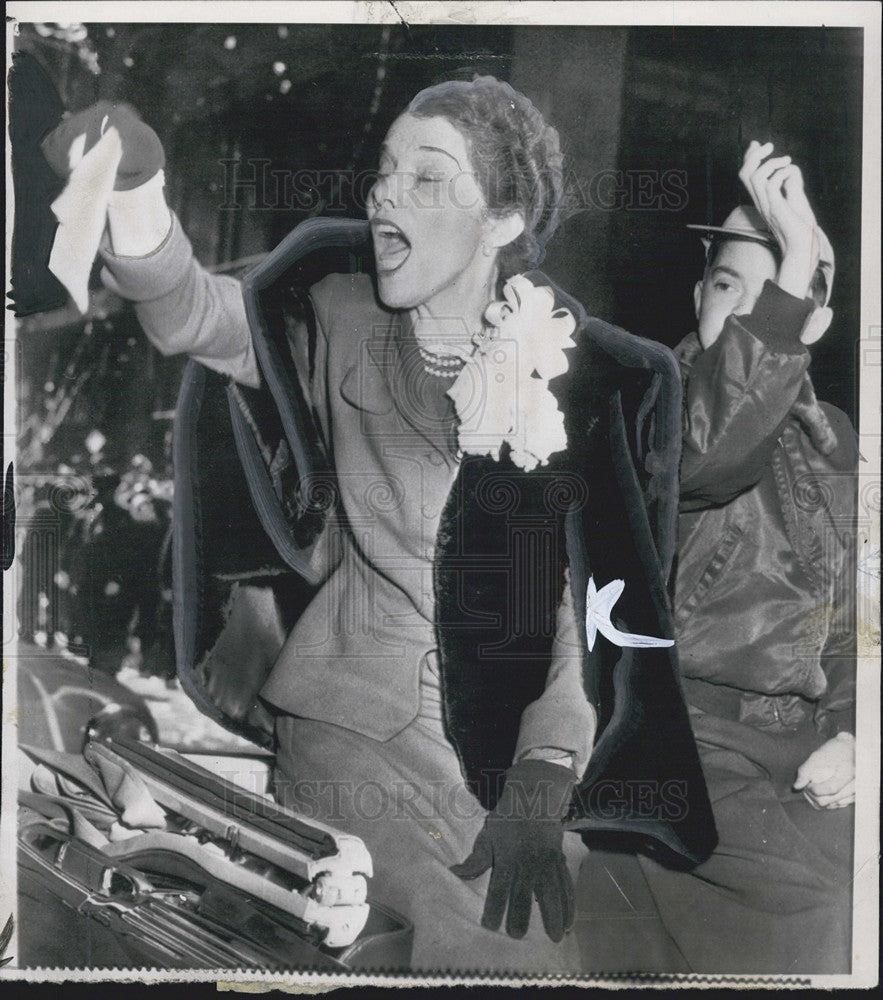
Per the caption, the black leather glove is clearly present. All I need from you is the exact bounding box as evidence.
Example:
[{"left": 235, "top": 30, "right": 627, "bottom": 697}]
[
  {"left": 41, "top": 100, "right": 164, "bottom": 190},
  {"left": 450, "top": 758, "right": 577, "bottom": 941}
]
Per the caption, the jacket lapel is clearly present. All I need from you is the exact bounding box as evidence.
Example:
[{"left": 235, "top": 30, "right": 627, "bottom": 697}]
[
  {"left": 339, "top": 336, "right": 396, "bottom": 416},
  {"left": 339, "top": 310, "right": 456, "bottom": 462}
]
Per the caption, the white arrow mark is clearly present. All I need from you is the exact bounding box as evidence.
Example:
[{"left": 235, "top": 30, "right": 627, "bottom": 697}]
[{"left": 585, "top": 576, "right": 675, "bottom": 652}]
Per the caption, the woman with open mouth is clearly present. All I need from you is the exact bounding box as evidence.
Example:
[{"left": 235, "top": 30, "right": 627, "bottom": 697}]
[{"left": 45, "top": 75, "right": 711, "bottom": 975}]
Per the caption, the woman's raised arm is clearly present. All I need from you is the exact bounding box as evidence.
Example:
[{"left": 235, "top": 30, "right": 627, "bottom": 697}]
[{"left": 100, "top": 187, "right": 259, "bottom": 388}]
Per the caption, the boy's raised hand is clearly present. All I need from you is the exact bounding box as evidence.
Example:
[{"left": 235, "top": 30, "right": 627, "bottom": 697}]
[
  {"left": 738, "top": 140, "right": 822, "bottom": 300},
  {"left": 793, "top": 732, "right": 855, "bottom": 809}
]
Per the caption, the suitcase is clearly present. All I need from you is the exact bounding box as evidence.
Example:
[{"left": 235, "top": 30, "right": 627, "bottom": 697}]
[{"left": 18, "top": 738, "right": 413, "bottom": 971}]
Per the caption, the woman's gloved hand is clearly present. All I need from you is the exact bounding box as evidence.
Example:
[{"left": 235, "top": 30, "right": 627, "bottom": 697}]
[
  {"left": 450, "top": 758, "right": 577, "bottom": 941},
  {"left": 41, "top": 99, "right": 164, "bottom": 190}
]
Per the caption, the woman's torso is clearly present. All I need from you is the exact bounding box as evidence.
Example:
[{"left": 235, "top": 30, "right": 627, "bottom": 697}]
[{"left": 260, "top": 274, "right": 462, "bottom": 736}]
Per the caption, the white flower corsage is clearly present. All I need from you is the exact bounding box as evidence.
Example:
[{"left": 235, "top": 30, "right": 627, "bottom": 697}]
[{"left": 446, "top": 275, "right": 577, "bottom": 472}]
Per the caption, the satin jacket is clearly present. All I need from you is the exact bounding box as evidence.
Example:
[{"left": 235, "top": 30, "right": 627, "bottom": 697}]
[{"left": 674, "top": 281, "right": 857, "bottom": 734}]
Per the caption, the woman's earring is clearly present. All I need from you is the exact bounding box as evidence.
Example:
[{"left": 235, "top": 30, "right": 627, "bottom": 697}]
[{"left": 481, "top": 243, "right": 493, "bottom": 258}]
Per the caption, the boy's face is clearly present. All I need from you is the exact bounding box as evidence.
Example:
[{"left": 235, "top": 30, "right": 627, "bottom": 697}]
[{"left": 694, "top": 239, "right": 778, "bottom": 349}]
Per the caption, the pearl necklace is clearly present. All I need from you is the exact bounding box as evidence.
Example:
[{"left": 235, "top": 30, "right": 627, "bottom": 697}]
[{"left": 418, "top": 344, "right": 465, "bottom": 378}]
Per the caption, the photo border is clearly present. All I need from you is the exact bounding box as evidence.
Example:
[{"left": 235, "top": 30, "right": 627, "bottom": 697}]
[{"left": 3, "top": 0, "right": 880, "bottom": 989}]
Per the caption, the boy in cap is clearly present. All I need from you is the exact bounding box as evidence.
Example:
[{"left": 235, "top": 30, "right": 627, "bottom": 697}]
[{"left": 634, "top": 141, "right": 857, "bottom": 973}]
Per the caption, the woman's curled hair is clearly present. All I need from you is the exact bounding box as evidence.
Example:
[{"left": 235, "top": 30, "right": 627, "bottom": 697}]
[{"left": 408, "top": 75, "right": 564, "bottom": 278}]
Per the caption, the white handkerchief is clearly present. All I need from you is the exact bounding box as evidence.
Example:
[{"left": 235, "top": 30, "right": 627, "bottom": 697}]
[{"left": 48, "top": 125, "right": 122, "bottom": 313}]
